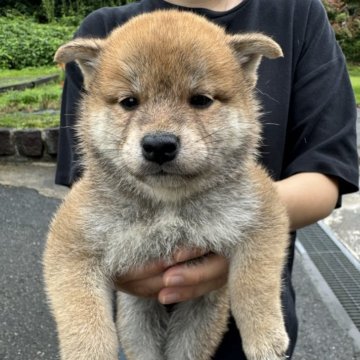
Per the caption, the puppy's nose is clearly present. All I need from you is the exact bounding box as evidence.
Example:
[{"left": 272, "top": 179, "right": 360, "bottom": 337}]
[{"left": 141, "top": 133, "right": 179, "bottom": 165}]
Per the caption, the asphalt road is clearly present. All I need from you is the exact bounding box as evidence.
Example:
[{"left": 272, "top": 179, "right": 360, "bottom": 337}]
[
  {"left": 0, "top": 183, "right": 360, "bottom": 359},
  {"left": 0, "top": 185, "right": 59, "bottom": 359}
]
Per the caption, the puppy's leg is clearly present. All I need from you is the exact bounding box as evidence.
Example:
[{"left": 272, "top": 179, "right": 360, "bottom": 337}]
[
  {"left": 165, "top": 288, "right": 230, "bottom": 360},
  {"left": 116, "top": 294, "right": 169, "bottom": 360},
  {"left": 229, "top": 230, "right": 289, "bottom": 360},
  {"left": 44, "top": 236, "right": 118, "bottom": 360}
]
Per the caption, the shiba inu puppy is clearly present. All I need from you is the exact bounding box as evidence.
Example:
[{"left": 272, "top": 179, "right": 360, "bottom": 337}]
[{"left": 44, "top": 10, "right": 289, "bottom": 360}]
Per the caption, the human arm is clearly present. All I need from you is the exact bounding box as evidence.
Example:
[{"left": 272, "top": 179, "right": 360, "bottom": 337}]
[{"left": 275, "top": 172, "right": 339, "bottom": 231}]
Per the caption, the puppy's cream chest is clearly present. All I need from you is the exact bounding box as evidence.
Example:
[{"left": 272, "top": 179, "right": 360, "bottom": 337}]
[{"left": 83, "top": 188, "right": 260, "bottom": 276}]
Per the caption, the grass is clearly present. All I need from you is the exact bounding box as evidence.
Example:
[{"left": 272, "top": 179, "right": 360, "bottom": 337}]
[
  {"left": 0, "top": 66, "right": 62, "bottom": 87},
  {"left": 0, "top": 111, "right": 59, "bottom": 129},
  {"left": 348, "top": 64, "right": 360, "bottom": 105},
  {"left": 0, "top": 81, "right": 62, "bottom": 113},
  {"left": 0, "top": 66, "right": 62, "bottom": 128}
]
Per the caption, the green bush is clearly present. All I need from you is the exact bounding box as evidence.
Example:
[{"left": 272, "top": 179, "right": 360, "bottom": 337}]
[
  {"left": 323, "top": 0, "right": 360, "bottom": 63},
  {"left": 1, "top": 1, "right": 135, "bottom": 22},
  {"left": 0, "top": 1, "right": 41, "bottom": 17},
  {"left": 42, "top": 0, "right": 56, "bottom": 22},
  {"left": 0, "top": 16, "right": 76, "bottom": 69}
]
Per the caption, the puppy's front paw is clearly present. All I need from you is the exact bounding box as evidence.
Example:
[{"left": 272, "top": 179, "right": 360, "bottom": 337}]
[{"left": 242, "top": 327, "right": 289, "bottom": 360}]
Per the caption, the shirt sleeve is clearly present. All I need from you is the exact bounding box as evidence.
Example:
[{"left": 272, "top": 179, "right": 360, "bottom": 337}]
[
  {"left": 55, "top": 61, "right": 84, "bottom": 186},
  {"left": 55, "top": 9, "right": 116, "bottom": 186},
  {"left": 282, "top": 0, "right": 359, "bottom": 195}
]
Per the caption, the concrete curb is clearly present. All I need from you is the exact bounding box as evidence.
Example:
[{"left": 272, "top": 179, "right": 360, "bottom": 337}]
[
  {"left": 0, "top": 127, "right": 58, "bottom": 161},
  {"left": 0, "top": 74, "right": 60, "bottom": 93}
]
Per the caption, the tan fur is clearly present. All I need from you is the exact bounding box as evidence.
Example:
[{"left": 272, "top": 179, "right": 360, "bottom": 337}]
[{"left": 44, "top": 10, "right": 288, "bottom": 360}]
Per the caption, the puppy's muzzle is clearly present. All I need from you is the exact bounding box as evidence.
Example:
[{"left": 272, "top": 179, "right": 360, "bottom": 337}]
[{"left": 141, "top": 133, "right": 180, "bottom": 165}]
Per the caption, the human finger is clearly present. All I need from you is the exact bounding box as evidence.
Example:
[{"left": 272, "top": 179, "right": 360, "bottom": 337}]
[
  {"left": 115, "top": 259, "right": 172, "bottom": 285},
  {"left": 158, "top": 276, "right": 227, "bottom": 304},
  {"left": 158, "top": 253, "right": 229, "bottom": 304},
  {"left": 163, "top": 253, "right": 228, "bottom": 288},
  {"left": 173, "top": 247, "right": 209, "bottom": 263},
  {"left": 114, "top": 273, "right": 165, "bottom": 298}
]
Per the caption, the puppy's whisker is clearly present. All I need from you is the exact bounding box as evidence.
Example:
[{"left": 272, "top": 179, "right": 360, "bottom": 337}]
[
  {"left": 264, "top": 122, "right": 279, "bottom": 126},
  {"left": 255, "top": 87, "right": 280, "bottom": 103},
  {"left": 197, "top": 126, "right": 235, "bottom": 142}
]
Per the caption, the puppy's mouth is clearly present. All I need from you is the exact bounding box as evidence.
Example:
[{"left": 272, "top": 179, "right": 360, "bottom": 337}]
[
  {"left": 133, "top": 165, "right": 200, "bottom": 182},
  {"left": 152, "top": 169, "right": 171, "bottom": 177},
  {"left": 164, "top": 172, "right": 201, "bottom": 181},
  {"left": 148, "top": 168, "right": 198, "bottom": 180}
]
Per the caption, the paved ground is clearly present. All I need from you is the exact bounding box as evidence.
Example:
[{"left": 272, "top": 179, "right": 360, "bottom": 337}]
[
  {"left": 0, "top": 185, "right": 59, "bottom": 360},
  {"left": 0, "top": 162, "right": 359, "bottom": 359}
]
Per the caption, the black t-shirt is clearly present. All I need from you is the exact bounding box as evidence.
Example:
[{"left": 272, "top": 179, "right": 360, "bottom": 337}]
[{"left": 55, "top": 0, "right": 359, "bottom": 358}]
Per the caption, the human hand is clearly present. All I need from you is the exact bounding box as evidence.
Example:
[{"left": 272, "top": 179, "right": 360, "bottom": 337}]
[
  {"left": 159, "top": 250, "right": 229, "bottom": 304},
  {"left": 112, "top": 249, "right": 229, "bottom": 304}
]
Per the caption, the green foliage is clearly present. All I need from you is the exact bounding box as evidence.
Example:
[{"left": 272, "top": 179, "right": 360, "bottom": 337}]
[
  {"left": 0, "top": 1, "right": 42, "bottom": 17},
  {"left": 0, "top": 17, "right": 76, "bottom": 69},
  {"left": 323, "top": 0, "right": 360, "bottom": 63},
  {"left": 0, "top": 112, "right": 59, "bottom": 129},
  {"left": 0, "top": 0, "right": 136, "bottom": 69},
  {"left": 42, "top": 0, "right": 56, "bottom": 22},
  {"left": 348, "top": 64, "right": 360, "bottom": 104},
  {"left": 1, "top": 0, "right": 136, "bottom": 22}
]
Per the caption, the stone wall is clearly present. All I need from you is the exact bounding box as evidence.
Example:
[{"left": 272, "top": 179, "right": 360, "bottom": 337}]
[{"left": 0, "top": 127, "right": 58, "bottom": 161}]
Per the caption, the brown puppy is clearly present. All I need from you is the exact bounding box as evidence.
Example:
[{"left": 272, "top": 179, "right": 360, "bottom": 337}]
[{"left": 44, "top": 10, "right": 289, "bottom": 360}]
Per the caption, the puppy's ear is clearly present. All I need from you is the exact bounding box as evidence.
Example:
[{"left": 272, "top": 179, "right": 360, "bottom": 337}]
[
  {"left": 227, "top": 34, "right": 283, "bottom": 88},
  {"left": 54, "top": 38, "right": 105, "bottom": 89}
]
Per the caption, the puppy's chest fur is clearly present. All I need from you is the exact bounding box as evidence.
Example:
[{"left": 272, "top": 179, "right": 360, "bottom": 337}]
[{"left": 82, "top": 182, "right": 260, "bottom": 276}]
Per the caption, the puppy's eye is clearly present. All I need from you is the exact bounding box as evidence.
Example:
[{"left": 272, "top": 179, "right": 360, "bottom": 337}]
[
  {"left": 189, "top": 95, "right": 214, "bottom": 109},
  {"left": 119, "top": 97, "right": 139, "bottom": 110}
]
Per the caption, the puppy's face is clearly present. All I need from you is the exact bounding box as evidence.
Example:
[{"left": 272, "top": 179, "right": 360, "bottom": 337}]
[{"left": 56, "top": 11, "right": 282, "bottom": 198}]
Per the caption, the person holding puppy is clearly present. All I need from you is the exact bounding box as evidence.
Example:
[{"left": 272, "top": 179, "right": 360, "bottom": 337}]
[{"left": 55, "top": 0, "right": 359, "bottom": 358}]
